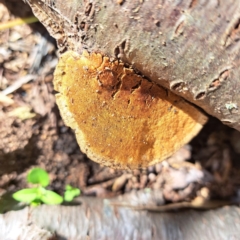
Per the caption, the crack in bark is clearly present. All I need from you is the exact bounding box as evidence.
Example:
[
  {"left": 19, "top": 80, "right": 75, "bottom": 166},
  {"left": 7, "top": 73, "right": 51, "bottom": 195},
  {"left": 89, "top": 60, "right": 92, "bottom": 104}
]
[
  {"left": 189, "top": 0, "right": 198, "bottom": 9},
  {"left": 222, "top": 15, "right": 240, "bottom": 47},
  {"left": 194, "top": 91, "right": 206, "bottom": 100},
  {"left": 208, "top": 69, "right": 230, "bottom": 92},
  {"left": 170, "top": 80, "right": 185, "bottom": 92}
]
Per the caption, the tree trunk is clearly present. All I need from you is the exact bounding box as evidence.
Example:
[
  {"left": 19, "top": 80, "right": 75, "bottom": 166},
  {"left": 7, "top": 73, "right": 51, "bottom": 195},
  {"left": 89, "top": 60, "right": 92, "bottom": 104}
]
[
  {"left": 25, "top": 0, "right": 240, "bottom": 131},
  {"left": 1, "top": 196, "right": 240, "bottom": 240}
]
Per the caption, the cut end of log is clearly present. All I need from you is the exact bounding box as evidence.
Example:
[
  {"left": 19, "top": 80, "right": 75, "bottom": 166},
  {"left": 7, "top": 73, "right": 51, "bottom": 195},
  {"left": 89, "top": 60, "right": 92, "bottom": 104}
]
[{"left": 54, "top": 50, "right": 207, "bottom": 169}]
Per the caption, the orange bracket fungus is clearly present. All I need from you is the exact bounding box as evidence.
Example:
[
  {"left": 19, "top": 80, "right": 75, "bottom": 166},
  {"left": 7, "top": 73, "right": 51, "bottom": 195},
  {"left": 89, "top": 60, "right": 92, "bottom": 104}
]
[{"left": 54, "top": 51, "right": 207, "bottom": 169}]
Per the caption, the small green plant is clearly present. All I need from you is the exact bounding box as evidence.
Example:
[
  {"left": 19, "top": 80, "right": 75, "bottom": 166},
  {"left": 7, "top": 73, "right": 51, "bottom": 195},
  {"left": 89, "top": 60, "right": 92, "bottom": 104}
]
[
  {"left": 64, "top": 185, "right": 81, "bottom": 202},
  {"left": 12, "top": 167, "right": 80, "bottom": 206}
]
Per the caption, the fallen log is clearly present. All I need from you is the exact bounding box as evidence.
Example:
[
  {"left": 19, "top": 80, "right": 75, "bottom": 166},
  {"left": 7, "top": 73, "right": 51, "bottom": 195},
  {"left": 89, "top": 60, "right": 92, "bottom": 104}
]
[
  {"left": 0, "top": 196, "right": 240, "bottom": 240},
  {"left": 25, "top": 0, "right": 240, "bottom": 131}
]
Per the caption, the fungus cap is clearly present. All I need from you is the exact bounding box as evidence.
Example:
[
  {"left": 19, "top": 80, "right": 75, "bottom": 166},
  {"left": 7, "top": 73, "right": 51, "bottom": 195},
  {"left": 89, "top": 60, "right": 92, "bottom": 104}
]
[{"left": 54, "top": 51, "right": 207, "bottom": 169}]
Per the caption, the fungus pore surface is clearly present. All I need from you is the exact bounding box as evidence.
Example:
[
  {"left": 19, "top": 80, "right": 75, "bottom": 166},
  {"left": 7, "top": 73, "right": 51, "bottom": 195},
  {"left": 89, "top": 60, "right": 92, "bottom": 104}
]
[{"left": 54, "top": 51, "right": 207, "bottom": 169}]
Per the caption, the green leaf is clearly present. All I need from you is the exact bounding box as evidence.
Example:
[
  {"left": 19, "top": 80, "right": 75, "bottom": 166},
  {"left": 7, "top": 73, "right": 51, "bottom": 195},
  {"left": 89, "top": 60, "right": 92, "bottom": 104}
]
[
  {"left": 30, "top": 199, "right": 41, "bottom": 206},
  {"left": 65, "top": 184, "right": 73, "bottom": 191},
  {"left": 64, "top": 192, "right": 74, "bottom": 202},
  {"left": 27, "top": 168, "right": 50, "bottom": 187},
  {"left": 12, "top": 188, "right": 38, "bottom": 203},
  {"left": 41, "top": 190, "right": 63, "bottom": 205},
  {"left": 64, "top": 187, "right": 80, "bottom": 202}
]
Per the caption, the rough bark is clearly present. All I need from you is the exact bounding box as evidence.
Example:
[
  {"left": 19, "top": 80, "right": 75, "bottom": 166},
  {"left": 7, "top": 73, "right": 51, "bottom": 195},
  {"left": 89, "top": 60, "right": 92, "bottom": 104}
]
[
  {"left": 0, "top": 196, "right": 240, "bottom": 240},
  {"left": 25, "top": 0, "right": 240, "bottom": 131}
]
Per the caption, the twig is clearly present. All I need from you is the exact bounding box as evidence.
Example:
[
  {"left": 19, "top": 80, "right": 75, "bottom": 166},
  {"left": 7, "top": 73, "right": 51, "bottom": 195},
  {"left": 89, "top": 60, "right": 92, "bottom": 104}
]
[
  {"left": 109, "top": 199, "right": 232, "bottom": 212},
  {"left": 1, "top": 75, "right": 36, "bottom": 96},
  {"left": 0, "top": 16, "right": 39, "bottom": 31}
]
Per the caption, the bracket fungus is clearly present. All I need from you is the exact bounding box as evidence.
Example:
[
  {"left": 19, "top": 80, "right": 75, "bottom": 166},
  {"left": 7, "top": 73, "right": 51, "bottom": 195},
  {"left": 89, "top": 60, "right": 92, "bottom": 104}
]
[{"left": 54, "top": 51, "right": 207, "bottom": 169}]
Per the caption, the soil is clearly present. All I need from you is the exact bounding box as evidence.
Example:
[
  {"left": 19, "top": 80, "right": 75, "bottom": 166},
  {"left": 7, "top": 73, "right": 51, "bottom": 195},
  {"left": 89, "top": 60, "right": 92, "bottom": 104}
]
[{"left": 1, "top": 0, "right": 240, "bottom": 212}]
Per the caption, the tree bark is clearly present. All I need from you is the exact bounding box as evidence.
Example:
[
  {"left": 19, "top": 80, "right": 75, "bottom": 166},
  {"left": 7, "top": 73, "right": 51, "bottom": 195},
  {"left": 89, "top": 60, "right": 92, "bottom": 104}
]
[
  {"left": 1, "top": 196, "right": 240, "bottom": 240},
  {"left": 25, "top": 0, "right": 240, "bottom": 131}
]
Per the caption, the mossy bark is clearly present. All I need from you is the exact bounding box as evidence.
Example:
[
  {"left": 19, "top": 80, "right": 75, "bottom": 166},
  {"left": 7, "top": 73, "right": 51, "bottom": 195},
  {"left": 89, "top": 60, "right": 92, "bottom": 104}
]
[{"left": 25, "top": 0, "right": 240, "bottom": 131}]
